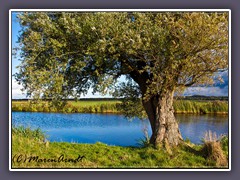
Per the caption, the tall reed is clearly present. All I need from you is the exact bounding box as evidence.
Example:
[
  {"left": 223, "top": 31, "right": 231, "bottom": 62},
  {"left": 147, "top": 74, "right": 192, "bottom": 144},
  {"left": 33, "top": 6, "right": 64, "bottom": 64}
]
[{"left": 12, "top": 100, "right": 228, "bottom": 114}]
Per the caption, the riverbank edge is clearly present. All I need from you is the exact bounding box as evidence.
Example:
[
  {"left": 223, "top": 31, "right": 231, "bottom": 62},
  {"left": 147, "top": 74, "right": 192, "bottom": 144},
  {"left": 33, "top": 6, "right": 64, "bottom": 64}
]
[
  {"left": 11, "top": 127, "right": 229, "bottom": 169},
  {"left": 11, "top": 100, "right": 229, "bottom": 115}
]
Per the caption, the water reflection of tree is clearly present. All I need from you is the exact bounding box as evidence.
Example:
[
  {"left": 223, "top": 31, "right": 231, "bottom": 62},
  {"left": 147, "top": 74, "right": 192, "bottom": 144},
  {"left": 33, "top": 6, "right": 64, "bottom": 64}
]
[{"left": 176, "top": 114, "right": 228, "bottom": 127}]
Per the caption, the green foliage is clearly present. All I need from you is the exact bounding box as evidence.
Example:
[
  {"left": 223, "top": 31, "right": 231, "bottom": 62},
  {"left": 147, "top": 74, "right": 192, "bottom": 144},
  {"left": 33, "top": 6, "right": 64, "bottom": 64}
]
[
  {"left": 12, "top": 127, "right": 228, "bottom": 168},
  {"left": 184, "top": 137, "right": 191, "bottom": 144},
  {"left": 12, "top": 126, "right": 45, "bottom": 141},
  {"left": 15, "top": 12, "right": 228, "bottom": 109}
]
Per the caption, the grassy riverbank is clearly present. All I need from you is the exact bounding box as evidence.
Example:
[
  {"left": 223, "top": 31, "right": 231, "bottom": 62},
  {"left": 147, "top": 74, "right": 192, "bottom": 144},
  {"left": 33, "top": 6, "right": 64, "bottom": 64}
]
[
  {"left": 11, "top": 127, "right": 228, "bottom": 169},
  {"left": 173, "top": 100, "right": 228, "bottom": 114},
  {"left": 12, "top": 100, "right": 120, "bottom": 113},
  {"left": 12, "top": 99, "right": 228, "bottom": 114}
]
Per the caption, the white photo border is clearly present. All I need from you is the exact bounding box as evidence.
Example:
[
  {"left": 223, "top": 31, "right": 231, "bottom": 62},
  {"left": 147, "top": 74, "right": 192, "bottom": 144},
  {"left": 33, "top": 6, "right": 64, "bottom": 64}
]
[{"left": 9, "top": 9, "right": 231, "bottom": 171}]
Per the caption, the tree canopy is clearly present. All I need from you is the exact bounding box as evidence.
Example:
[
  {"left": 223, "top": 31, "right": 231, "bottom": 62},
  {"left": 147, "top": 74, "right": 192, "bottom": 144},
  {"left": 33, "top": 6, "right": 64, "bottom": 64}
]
[
  {"left": 14, "top": 11, "right": 229, "bottom": 146},
  {"left": 15, "top": 12, "right": 228, "bottom": 100}
]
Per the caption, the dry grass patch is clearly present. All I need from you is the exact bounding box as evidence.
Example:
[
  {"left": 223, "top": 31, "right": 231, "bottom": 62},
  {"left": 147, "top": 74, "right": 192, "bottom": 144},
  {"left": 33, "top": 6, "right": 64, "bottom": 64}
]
[{"left": 202, "top": 131, "right": 228, "bottom": 167}]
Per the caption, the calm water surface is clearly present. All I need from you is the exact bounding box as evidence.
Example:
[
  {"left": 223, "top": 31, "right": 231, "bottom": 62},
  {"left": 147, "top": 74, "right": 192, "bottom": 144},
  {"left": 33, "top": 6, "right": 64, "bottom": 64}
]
[{"left": 12, "top": 112, "right": 228, "bottom": 146}]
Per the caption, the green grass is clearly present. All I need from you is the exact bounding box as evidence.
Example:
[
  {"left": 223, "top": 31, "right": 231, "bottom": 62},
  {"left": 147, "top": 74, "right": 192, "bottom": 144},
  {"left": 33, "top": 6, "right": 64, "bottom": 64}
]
[
  {"left": 12, "top": 126, "right": 46, "bottom": 141},
  {"left": 12, "top": 99, "right": 228, "bottom": 114},
  {"left": 173, "top": 100, "right": 228, "bottom": 114},
  {"left": 12, "top": 100, "right": 121, "bottom": 114},
  {"left": 12, "top": 127, "right": 229, "bottom": 168}
]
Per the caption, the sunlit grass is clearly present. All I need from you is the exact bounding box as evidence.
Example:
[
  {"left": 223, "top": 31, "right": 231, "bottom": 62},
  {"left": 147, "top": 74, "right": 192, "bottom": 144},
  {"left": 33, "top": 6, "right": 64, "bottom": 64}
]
[
  {"left": 12, "top": 99, "right": 228, "bottom": 114},
  {"left": 12, "top": 100, "right": 121, "bottom": 113},
  {"left": 11, "top": 127, "right": 229, "bottom": 169},
  {"left": 173, "top": 100, "right": 228, "bottom": 114}
]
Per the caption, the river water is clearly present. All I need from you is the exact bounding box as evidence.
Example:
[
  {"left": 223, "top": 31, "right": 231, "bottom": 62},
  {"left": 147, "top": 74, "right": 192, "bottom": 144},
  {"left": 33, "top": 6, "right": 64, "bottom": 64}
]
[{"left": 12, "top": 112, "right": 228, "bottom": 146}]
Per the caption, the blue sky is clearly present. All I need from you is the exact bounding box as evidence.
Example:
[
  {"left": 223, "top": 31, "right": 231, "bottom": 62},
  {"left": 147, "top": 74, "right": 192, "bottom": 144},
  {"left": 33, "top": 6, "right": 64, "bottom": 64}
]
[{"left": 11, "top": 12, "right": 229, "bottom": 99}]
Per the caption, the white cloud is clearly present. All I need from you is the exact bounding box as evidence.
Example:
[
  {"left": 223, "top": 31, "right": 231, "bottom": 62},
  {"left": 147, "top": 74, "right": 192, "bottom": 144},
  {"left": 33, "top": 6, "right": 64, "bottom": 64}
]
[
  {"left": 12, "top": 79, "right": 228, "bottom": 99},
  {"left": 81, "top": 88, "right": 112, "bottom": 98},
  {"left": 12, "top": 80, "right": 27, "bottom": 99},
  {"left": 183, "top": 86, "right": 228, "bottom": 96},
  {"left": 11, "top": 80, "right": 112, "bottom": 99}
]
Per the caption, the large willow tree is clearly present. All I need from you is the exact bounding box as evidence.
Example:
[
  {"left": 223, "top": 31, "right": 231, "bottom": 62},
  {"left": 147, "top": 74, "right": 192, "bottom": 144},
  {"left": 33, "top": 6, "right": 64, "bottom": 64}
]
[{"left": 15, "top": 12, "right": 228, "bottom": 147}]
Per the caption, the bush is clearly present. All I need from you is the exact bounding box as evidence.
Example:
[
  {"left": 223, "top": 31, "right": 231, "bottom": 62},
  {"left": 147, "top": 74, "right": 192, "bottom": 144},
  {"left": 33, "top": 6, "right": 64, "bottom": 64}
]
[
  {"left": 201, "top": 131, "right": 228, "bottom": 167},
  {"left": 12, "top": 126, "right": 45, "bottom": 141}
]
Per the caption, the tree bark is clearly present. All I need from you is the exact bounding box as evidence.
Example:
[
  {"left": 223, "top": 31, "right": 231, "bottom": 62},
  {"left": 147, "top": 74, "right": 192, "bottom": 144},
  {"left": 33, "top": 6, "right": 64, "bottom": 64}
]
[{"left": 142, "top": 90, "right": 183, "bottom": 147}]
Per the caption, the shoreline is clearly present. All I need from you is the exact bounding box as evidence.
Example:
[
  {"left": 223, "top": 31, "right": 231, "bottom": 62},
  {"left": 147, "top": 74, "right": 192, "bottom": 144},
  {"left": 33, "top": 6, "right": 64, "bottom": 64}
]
[
  {"left": 11, "top": 110, "right": 229, "bottom": 115},
  {"left": 11, "top": 127, "right": 229, "bottom": 169},
  {"left": 12, "top": 99, "right": 228, "bottom": 115}
]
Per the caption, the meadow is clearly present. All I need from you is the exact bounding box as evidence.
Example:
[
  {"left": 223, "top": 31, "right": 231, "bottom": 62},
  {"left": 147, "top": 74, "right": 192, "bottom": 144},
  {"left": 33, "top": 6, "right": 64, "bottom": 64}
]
[
  {"left": 12, "top": 99, "right": 228, "bottom": 114},
  {"left": 12, "top": 127, "right": 228, "bottom": 168}
]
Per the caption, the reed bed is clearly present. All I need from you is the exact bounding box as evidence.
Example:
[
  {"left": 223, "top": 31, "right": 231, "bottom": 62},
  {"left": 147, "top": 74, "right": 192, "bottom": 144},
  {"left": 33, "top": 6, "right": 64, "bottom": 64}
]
[{"left": 12, "top": 99, "right": 228, "bottom": 114}]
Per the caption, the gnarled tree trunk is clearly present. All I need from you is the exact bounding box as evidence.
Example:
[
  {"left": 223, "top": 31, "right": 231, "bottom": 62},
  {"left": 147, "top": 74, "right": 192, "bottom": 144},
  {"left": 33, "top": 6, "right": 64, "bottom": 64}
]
[{"left": 142, "top": 90, "right": 183, "bottom": 147}]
